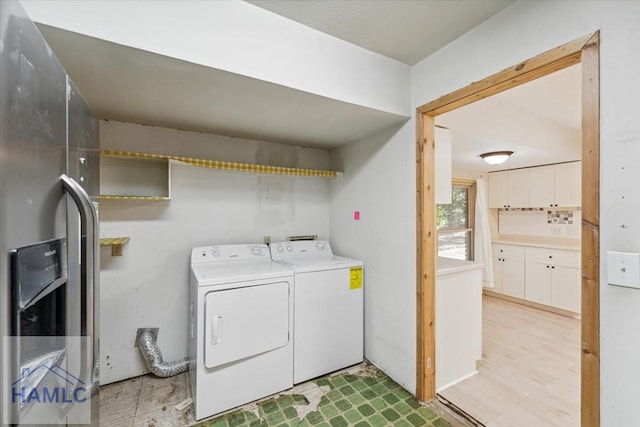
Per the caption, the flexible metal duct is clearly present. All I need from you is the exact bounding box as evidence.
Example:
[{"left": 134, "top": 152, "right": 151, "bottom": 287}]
[{"left": 137, "top": 330, "right": 188, "bottom": 377}]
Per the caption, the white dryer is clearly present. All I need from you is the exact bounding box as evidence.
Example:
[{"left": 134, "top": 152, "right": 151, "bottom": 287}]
[
  {"left": 189, "top": 244, "right": 293, "bottom": 421},
  {"left": 270, "top": 240, "right": 364, "bottom": 384}
]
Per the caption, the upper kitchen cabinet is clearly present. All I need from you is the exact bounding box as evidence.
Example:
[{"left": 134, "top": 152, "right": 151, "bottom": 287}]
[
  {"left": 488, "top": 169, "right": 529, "bottom": 208},
  {"left": 554, "top": 162, "right": 581, "bottom": 207},
  {"left": 530, "top": 161, "right": 581, "bottom": 208},
  {"left": 490, "top": 161, "right": 580, "bottom": 209},
  {"left": 488, "top": 171, "right": 507, "bottom": 208},
  {"left": 529, "top": 165, "right": 555, "bottom": 207}
]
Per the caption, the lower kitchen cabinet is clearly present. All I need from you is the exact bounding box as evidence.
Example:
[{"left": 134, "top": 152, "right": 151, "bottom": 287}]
[
  {"left": 551, "top": 266, "right": 581, "bottom": 312},
  {"left": 492, "top": 244, "right": 525, "bottom": 299},
  {"left": 491, "top": 243, "right": 581, "bottom": 314},
  {"left": 501, "top": 258, "right": 525, "bottom": 298},
  {"left": 524, "top": 262, "right": 552, "bottom": 305}
]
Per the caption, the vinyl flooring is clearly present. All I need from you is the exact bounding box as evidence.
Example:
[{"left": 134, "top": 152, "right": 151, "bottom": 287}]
[
  {"left": 438, "top": 295, "right": 580, "bottom": 427},
  {"left": 99, "top": 362, "right": 474, "bottom": 426}
]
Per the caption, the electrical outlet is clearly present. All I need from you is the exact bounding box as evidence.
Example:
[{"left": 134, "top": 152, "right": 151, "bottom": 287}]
[
  {"left": 551, "top": 225, "right": 562, "bottom": 235},
  {"left": 263, "top": 236, "right": 271, "bottom": 244}
]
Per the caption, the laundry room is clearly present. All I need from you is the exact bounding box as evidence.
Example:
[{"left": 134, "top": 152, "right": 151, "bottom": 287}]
[
  {"left": 6, "top": 1, "right": 640, "bottom": 427},
  {"left": 98, "top": 120, "right": 332, "bottom": 384}
]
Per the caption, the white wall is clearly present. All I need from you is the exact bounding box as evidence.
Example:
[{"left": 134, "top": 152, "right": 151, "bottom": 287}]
[
  {"left": 411, "top": 1, "right": 640, "bottom": 423},
  {"left": 330, "top": 122, "right": 416, "bottom": 392},
  {"left": 21, "top": 0, "right": 410, "bottom": 117},
  {"left": 99, "top": 121, "right": 331, "bottom": 384}
]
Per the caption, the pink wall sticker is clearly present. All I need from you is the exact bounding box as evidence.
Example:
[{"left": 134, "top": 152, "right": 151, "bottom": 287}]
[{"left": 354, "top": 211, "right": 360, "bottom": 220}]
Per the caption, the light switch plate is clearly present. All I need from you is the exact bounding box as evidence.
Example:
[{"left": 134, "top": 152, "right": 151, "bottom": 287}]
[{"left": 607, "top": 251, "right": 640, "bottom": 288}]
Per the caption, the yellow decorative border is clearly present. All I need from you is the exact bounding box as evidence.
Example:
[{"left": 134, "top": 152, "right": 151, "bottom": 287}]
[
  {"left": 100, "top": 150, "right": 338, "bottom": 178},
  {"left": 99, "top": 237, "right": 130, "bottom": 246}
]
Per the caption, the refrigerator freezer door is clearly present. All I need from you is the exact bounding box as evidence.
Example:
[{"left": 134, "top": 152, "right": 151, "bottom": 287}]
[
  {"left": 0, "top": 1, "right": 99, "bottom": 425},
  {"left": 0, "top": 1, "right": 68, "bottom": 423},
  {"left": 66, "top": 78, "right": 100, "bottom": 425}
]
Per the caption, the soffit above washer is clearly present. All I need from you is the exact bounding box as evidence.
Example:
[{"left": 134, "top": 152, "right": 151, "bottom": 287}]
[
  {"left": 245, "top": 0, "right": 514, "bottom": 65},
  {"left": 38, "top": 24, "right": 408, "bottom": 149}
]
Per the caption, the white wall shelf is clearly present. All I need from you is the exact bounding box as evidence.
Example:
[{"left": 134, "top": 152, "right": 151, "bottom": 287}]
[
  {"left": 100, "top": 153, "right": 171, "bottom": 200},
  {"left": 100, "top": 150, "right": 341, "bottom": 179}
]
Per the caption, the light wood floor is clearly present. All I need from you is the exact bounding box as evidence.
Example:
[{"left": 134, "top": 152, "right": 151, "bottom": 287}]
[{"left": 439, "top": 295, "right": 580, "bottom": 427}]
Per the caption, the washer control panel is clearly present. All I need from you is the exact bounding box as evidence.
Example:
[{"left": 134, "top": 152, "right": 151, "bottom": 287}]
[
  {"left": 270, "top": 240, "right": 333, "bottom": 261},
  {"left": 191, "top": 244, "right": 270, "bottom": 264}
]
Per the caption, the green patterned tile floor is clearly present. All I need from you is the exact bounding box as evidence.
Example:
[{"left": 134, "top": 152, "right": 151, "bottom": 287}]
[{"left": 194, "top": 364, "right": 467, "bottom": 427}]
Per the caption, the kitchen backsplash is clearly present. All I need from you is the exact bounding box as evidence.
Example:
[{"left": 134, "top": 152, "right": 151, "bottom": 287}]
[{"left": 498, "top": 208, "right": 581, "bottom": 237}]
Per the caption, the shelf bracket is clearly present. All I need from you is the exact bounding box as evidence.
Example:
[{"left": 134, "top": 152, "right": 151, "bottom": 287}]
[{"left": 100, "top": 237, "right": 130, "bottom": 256}]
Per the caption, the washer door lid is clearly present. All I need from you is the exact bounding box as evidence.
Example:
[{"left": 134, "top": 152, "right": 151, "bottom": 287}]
[{"left": 204, "top": 281, "right": 290, "bottom": 368}]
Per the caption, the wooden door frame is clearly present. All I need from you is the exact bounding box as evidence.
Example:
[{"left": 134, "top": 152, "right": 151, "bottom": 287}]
[{"left": 416, "top": 32, "right": 600, "bottom": 426}]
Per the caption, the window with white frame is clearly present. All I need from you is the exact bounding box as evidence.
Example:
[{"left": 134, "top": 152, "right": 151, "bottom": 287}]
[{"left": 437, "top": 179, "right": 476, "bottom": 261}]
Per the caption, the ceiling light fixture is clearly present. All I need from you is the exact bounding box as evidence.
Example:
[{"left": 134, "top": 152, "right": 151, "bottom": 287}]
[{"left": 480, "top": 151, "right": 514, "bottom": 165}]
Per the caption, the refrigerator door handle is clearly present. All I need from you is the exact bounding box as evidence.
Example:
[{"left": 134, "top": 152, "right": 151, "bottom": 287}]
[{"left": 60, "top": 174, "right": 100, "bottom": 410}]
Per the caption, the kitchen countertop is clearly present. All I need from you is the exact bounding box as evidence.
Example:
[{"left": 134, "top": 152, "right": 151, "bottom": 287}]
[
  {"left": 492, "top": 234, "right": 581, "bottom": 251},
  {"left": 436, "top": 256, "right": 484, "bottom": 276}
]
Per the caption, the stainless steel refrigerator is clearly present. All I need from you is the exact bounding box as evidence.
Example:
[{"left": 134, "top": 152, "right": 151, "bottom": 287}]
[{"left": 1, "top": 1, "right": 100, "bottom": 425}]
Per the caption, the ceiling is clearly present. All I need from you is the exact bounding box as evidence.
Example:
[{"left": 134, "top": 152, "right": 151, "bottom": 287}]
[
  {"left": 33, "top": 0, "right": 580, "bottom": 162},
  {"left": 245, "top": 0, "right": 514, "bottom": 65},
  {"left": 437, "top": 64, "right": 582, "bottom": 177}
]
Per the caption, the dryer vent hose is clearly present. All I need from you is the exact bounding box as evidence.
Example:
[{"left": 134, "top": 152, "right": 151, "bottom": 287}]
[{"left": 137, "top": 330, "right": 188, "bottom": 377}]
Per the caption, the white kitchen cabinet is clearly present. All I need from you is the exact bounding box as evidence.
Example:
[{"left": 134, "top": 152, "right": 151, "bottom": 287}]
[
  {"left": 524, "top": 247, "right": 581, "bottom": 313},
  {"left": 491, "top": 256, "right": 503, "bottom": 293},
  {"left": 507, "top": 169, "right": 530, "bottom": 208},
  {"left": 490, "top": 161, "right": 581, "bottom": 209},
  {"left": 488, "top": 171, "right": 508, "bottom": 208},
  {"left": 488, "top": 169, "right": 529, "bottom": 208},
  {"left": 529, "top": 165, "right": 555, "bottom": 207},
  {"left": 529, "top": 162, "right": 581, "bottom": 208},
  {"left": 502, "top": 258, "right": 526, "bottom": 298},
  {"left": 492, "top": 244, "right": 525, "bottom": 299},
  {"left": 555, "top": 162, "right": 581, "bottom": 207},
  {"left": 525, "top": 262, "right": 552, "bottom": 305},
  {"left": 551, "top": 266, "right": 581, "bottom": 312},
  {"left": 491, "top": 244, "right": 581, "bottom": 314}
]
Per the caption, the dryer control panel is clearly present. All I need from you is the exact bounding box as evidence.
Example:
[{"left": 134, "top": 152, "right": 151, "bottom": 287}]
[{"left": 191, "top": 244, "right": 270, "bottom": 264}]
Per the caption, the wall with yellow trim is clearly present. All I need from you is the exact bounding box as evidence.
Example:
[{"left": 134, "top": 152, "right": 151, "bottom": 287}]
[{"left": 99, "top": 120, "right": 331, "bottom": 384}]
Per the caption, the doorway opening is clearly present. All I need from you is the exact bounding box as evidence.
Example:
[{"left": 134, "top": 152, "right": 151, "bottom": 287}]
[{"left": 416, "top": 32, "right": 600, "bottom": 426}]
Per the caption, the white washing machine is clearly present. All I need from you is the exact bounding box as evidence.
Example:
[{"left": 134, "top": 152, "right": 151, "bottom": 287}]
[
  {"left": 270, "top": 240, "right": 364, "bottom": 384},
  {"left": 189, "top": 244, "right": 294, "bottom": 421}
]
